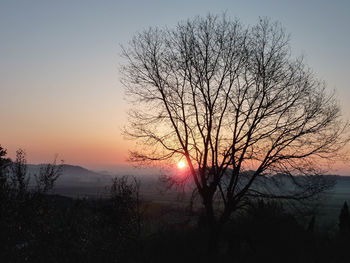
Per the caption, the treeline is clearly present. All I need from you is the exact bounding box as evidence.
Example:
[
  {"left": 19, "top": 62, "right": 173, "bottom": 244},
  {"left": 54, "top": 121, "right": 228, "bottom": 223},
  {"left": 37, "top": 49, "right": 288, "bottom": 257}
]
[
  {"left": 0, "top": 146, "right": 142, "bottom": 262},
  {"left": 1, "top": 145, "right": 350, "bottom": 263}
]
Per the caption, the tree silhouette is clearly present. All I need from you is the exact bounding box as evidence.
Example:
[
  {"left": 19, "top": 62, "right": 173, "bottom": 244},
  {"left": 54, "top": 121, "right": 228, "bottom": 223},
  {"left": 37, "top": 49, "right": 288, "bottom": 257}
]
[
  {"left": 0, "top": 145, "right": 11, "bottom": 196},
  {"left": 10, "top": 149, "right": 29, "bottom": 199},
  {"left": 0, "top": 145, "right": 10, "bottom": 170},
  {"left": 121, "top": 14, "right": 349, "bottom": 251},
  {"left": 34, "top": 156, "right": 63, "bottom": 194}
]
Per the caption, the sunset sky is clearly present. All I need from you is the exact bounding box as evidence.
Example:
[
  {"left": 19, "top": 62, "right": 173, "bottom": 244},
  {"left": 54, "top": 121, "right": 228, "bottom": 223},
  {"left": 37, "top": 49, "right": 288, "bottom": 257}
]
[{"left": 0, "top": 0, "right": 349, "bottom": 173}]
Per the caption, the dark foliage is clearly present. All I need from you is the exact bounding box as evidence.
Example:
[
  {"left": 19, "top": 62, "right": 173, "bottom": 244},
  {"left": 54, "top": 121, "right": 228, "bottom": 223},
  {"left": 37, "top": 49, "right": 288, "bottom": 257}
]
[
  {"left": 134, "top": 200, "right": 349, "bottom": 263},
  {"left": 339, "top": 201, "right": 350, "bottom": 236},
  {"left": 1, "top": 146, "right": 349, "bottom": 262},
  {"left": 0, "top": 147, "right": 141, "bottom": 263}
]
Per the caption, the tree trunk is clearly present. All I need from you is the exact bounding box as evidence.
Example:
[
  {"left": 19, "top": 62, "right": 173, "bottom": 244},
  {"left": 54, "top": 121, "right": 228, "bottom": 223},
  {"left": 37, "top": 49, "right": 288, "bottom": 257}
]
[{"left": 203, "top": 197, "right": 222, "bottom": 261}]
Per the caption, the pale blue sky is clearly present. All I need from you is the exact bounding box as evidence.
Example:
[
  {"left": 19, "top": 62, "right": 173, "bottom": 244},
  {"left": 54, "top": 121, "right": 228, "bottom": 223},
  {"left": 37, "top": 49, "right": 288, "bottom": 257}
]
[{"left": 0, "top": 0, "right": 349, "bottom": 172}]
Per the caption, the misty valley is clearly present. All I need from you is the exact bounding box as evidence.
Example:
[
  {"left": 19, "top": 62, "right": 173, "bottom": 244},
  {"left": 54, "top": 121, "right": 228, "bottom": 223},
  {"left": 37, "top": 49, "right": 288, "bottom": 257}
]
[{"left": 2, "top": 156, "right": 350, "bottom": 262}]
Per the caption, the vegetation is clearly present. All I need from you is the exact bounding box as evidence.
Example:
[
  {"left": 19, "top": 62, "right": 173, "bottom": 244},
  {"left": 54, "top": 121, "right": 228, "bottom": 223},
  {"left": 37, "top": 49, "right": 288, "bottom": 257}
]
[
  {"left": 0, "top": 145, "right": 142, "bottom": 262},
  {"left": 1, "top": 145, "right": 350, "bottom": 262}
]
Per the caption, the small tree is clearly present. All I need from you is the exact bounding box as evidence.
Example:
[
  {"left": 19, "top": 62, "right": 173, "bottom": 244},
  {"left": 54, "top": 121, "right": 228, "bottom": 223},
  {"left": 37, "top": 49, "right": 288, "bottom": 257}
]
[
  {"left": 0, "top": 145, "right": 11, "bottom": 175},
  {"left": 35, "top": 157, "right": 63, "bottom": 194},
  {"left": 0, "top": 145, "right": 12, "bottom": 224},
  {"left": 10, "top": 149, "right": 30, "bottom": 200},
  {"left": 0, "top": 145, "right": 11, "bottom": 196},
  {"left": 121, "top": 14, "right": 349, "bottom": 250}
]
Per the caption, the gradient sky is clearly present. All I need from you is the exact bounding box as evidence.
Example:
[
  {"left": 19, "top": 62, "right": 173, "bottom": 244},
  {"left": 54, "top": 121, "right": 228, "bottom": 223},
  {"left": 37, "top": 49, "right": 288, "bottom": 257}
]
[{"left": 0, "top": 0, "right": 349, "bottom": 173}]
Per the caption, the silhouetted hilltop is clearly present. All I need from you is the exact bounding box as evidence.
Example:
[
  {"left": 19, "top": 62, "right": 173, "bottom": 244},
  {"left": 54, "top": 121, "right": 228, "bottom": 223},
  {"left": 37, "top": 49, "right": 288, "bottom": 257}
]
[{"left": 27, "top": 164, "right": 112, "bottom": 187}]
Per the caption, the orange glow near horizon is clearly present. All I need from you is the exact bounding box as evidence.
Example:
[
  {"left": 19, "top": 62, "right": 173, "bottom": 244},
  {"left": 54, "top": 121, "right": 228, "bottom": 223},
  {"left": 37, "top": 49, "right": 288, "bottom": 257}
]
[{"left": 1, "top": 135, "right": 131, "bottom": 169}]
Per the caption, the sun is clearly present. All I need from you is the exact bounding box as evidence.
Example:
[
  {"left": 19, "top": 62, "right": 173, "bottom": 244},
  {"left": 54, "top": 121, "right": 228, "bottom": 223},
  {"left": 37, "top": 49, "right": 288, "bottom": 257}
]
[{"left": 177, "top": 160, "right": 186, "bottom": 169}]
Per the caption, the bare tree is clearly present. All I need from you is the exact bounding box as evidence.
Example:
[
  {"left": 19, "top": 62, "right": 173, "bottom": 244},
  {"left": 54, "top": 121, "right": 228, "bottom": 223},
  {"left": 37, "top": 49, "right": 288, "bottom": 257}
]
[
  {"left": 1, "top": 146, "right": 63, "bottom": 200},
  {"left": 10, "top": 149, "right": 30, "bottom": 199},
  {"left": 35, "top": 156, "right": 63, "bottom": 194},
  {"left": 121, "top": 14, "right": 349, "bottom": 244}
]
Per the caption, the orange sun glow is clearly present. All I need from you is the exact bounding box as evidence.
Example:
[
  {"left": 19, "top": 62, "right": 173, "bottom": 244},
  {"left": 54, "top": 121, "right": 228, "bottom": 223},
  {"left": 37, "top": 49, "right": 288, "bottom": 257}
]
[{"left": 177, "top": 160, "right": 186, "bottom": 169}]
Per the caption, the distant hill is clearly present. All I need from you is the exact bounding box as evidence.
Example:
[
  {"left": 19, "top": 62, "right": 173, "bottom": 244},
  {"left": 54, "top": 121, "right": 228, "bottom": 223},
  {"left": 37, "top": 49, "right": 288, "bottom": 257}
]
[
  {"left": 26, "top": 163, "right": 163, "bottom": 188},
  {"left": 27, "top": 164, "right": 113, "bottom": 187},
  {"left": 23, "top": 163, "right": 164, "bottom": 198}
]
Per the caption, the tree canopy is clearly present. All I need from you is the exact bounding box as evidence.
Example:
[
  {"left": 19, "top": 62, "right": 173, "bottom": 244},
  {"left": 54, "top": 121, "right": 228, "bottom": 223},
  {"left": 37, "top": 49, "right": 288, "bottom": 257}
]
[{"left": 121, "top": 15, "right": 349, "bottom": 226}]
